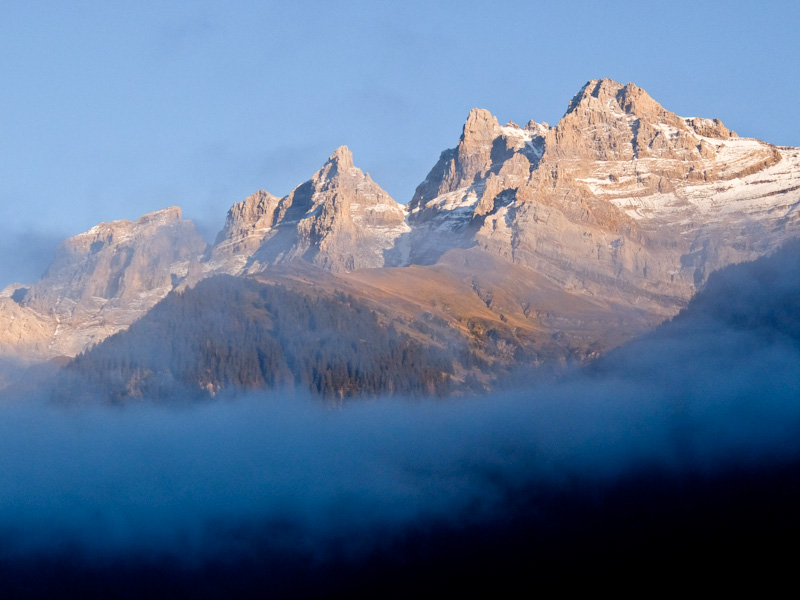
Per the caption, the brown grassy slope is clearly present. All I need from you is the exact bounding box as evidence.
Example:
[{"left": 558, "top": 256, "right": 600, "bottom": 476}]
[{"left": 253, "top": 247, "right": 659, "bottom": 374}]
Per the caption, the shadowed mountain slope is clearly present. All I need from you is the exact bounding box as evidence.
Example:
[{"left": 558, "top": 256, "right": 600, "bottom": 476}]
[
  {"left": 64, "top": 275, "right": 455, "bottom": 401},
  {"left": 2, "top": 79, "right": 800, "bottom": 377}
]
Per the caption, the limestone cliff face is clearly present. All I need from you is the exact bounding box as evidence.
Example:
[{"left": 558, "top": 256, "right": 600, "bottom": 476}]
[
  {"left": 405, "top": 109, "right": 545, "bottom": 264},
  {"left": 3, "top": 78, "right": 800, "bottom": 368},
  {"left": 210, "top": 146, "right": 409, "bottom": 274},
  {"left": 409, "top": 109, "right": 546, "bottom": 214},
  {"left": 212, "top": 189, "right": 282, "bottom": 259},
  {"left": 0, "top": 207, "right": 207, "bottom": 361},
  {"left": 409, "top": 78, "right": 800, "bottom": 317}
]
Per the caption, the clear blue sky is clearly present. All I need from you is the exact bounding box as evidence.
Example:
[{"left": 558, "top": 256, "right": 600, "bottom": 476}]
[{"left": 2, "top": 0, "right": 798, "bottom": 286}]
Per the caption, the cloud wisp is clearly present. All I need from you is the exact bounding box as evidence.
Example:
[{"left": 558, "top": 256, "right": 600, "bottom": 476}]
[
  {"left": 2, "top": 242, "right": 800, "bottom": 596},
  {"left": 1, "top": 351, "right": 799, "bottom": 596}
]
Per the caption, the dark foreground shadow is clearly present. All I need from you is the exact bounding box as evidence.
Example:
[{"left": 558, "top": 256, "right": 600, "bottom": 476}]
[{"left": 2, "top": 456, "right": 799, "bottom": 599}]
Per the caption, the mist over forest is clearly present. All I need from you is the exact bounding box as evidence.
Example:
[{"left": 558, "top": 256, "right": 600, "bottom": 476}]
[
  {"left": 1, "top": 242, "right": 800, "bottom": 597},
  {"left": 5, "top": 3, "right": 800, "bottom": 596},
  {"left": 63, "top": 278, "right": 458, "bottom": 401}
]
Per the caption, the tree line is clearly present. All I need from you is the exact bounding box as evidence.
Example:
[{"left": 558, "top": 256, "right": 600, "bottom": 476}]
[{"left": 66, "top": 276, "right": 455, "bottom": 402}]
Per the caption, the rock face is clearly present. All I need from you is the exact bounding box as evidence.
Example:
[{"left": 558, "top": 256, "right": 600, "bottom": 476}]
[
  {"left": 406, "top": 109, "right": 546, "bottom": 263},
  {"left": 209, "top": 146, "right": 409, "bottom": 274},
  {"left": 2, "top": 78, "right": 800, "bottom": 369},
  {"left": 0, "top": 207, "right": 207, "bottom": 361},
  {"left": 409, "top": 78, "right": 800, "bottom": 317}
]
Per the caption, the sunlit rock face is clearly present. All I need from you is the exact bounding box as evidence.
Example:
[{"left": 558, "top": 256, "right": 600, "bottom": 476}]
[
  {"left": 2, "top": 79, "right": 800, "bottom": 368},
  {"left": 408, "top": 78, "right": 800, "bottom": 317},
  {"left": 0, "top": 207, "right": 207, "bottom": 361},
  {"left": 208, "top": 146, "right": 409, "bottom": 275}
]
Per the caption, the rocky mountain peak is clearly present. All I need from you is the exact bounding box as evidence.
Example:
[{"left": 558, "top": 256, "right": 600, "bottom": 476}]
[
  {"left": 546, "top": 78, "right": 708, "bottom": 162},
  {"left": 565, "top": 78, "right": 618, "bottom": 113},
  {"left": 326, "top": 145, "right": 355, "bottom": 171},
  {"left": 558, "top": 79, "right": 734, "bottom": 142},
  {"left": 0, "top": 207, "right": 207, "bottom": 361},
  {"left": 3, "top": 79, "right": 798, "bottom": 368},
  {"left": 213, "top": 190, "right": 282, "bottom": 248},
  {"left": 684, "top": 117, "right": 736, "bottom": 139},
  {"left": 524, "top": 119, "right": 550, "bottom": 137},
  {"left": 209, "top": 146, "right": 409, "bottom": 275},
  {"left": 408, "top": 108, "right": 511, "bottom": 216},
  {"left": 616, "top": 82, "right": 654, "bottom": 109},
  {"left": 563, "top": 78, "right": 682, "bottom": 128},
  {"left": 461, "top": 108, "right": 501, "bottom": 150},
  {"left": 37, "top": 207, "right": 205, "bottom": 303},
  {"left": 134, "top": 206, "right": 184, "bottom": 227},
  {"left": 311, "top": 145, "right": 358, "bottom": 186},
  {"left": 405, "top": 77, "right": 797, "bottom": 316}
]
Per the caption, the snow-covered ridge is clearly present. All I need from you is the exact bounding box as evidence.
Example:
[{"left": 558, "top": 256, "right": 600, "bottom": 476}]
[
  {"left": 500, "top": 124, "right": 535, "bottom": 143},
  {"left": 575, "top": 139, "right": 794, "bottom": 224},
  {"left": 4, "top": 78, "right": 800, "bottom": 366}
]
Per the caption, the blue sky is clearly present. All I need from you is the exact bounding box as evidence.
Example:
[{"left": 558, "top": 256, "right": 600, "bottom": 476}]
[{"left": 2, "top": 0, "right": 799, "bottom": 285}]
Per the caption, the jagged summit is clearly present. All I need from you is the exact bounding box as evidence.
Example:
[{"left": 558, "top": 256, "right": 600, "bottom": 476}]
[
  {"left": 461, "top": 108, "right": 501, "bottom": 147},
  {"left": 565, "top": 79, "right": 655, "bottom": 111},
  {"left": 562, "top": 78, "right": 737, "bottom": 142},
  {"left": 323, "top": 145, "right": 355, "bottom": 173},
  {"left": 209, "top": 146, "right": 408, "bottom": 275},
  {"left": 73, "top": 206, "right": 184, "bottom": 245},
  {"left": 408, "top": 106, "right": 547, "bottom": 225},
  {"left": 2, "top": 79, "right": 799, "bottom": 367},
  {"left": 565, "top": 78, "right": 672, "bottom": 120},
  {"left": 406, "top": 78, "right": 800, "bottom": 312},
  {"left": 328, "top": 144, "right": 353, "bottom": 163},
  {"left": 135, "top": 205, "right": 184, "bottom": 225},
  {"left": 0, "top": 207, "right": 206, "bottom": 360},
  {"left": 549, "top": 78, "right": 707, "bottom": 161},
  {"left": 565, "top": 78, "right": 615, "bottom": 113},
  {"left": 34, "top": 206, "right": 201, "bottom": 299}
]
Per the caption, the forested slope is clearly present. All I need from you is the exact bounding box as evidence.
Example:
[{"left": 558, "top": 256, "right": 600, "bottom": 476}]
[{"left": 65, "top": 276, "right": 455, "bottom": 401}]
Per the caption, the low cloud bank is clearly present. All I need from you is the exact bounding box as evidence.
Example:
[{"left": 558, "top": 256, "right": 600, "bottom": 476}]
[
  {"left": 2, "top": 346, "right": 799, "bottom": 563},
  {"left": 2, "top": 242, "right": 800, "bottom": 596}
]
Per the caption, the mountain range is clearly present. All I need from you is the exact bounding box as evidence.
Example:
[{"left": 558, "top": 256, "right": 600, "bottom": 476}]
[{"left": 3, "top": 78, "right": 800, "bottom": 396}]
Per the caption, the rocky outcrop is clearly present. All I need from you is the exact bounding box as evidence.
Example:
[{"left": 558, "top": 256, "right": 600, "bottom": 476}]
[
  {"left": 404, "top": 110, "right": 546, "bottom": 264},
  {"left": 0, "top": 207, "right": 207, "bottom": 361},
  {"left": 408, "top": 78, "right": 800, "bottom": 318},
  {"left": 3, "top": 78, "right": 800, "bottom": 368},
  {"left": 409, "top": 109, "right": 546, "bottom": 215},
  {"left": 209, "top": 146, "right": 409, "bottom": 274}
]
